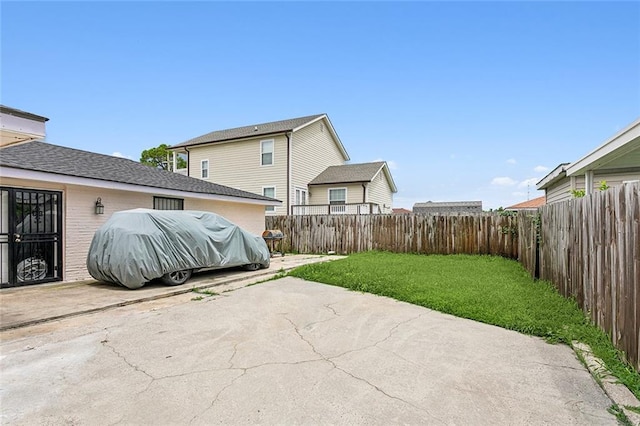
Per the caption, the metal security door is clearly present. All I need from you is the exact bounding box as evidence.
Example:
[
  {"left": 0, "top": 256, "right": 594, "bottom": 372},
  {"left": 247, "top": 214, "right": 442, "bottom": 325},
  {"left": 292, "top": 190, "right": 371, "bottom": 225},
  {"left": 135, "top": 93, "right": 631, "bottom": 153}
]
[{"left": 0, "top": 188, "right": 63, "bottom": 288}]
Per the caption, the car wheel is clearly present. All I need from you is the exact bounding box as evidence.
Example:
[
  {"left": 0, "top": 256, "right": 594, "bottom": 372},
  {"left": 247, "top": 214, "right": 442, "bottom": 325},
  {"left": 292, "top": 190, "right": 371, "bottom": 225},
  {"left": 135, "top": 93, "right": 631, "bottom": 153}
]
[
  {"left": 17, "top": 257, "right": 48, "bottom": 282},
  {"left": 243, "top": 263, "right": 261, "bottom": 271},
  {"left": 161, "top": 269, "right": 192, "bottom": 286}
]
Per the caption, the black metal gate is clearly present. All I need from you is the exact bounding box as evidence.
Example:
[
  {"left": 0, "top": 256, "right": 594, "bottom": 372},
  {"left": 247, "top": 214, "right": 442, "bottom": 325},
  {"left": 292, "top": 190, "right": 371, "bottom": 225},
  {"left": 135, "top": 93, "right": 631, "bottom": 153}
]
[{"left": 0, "top": 187, "right": 63, "bottom": 288}]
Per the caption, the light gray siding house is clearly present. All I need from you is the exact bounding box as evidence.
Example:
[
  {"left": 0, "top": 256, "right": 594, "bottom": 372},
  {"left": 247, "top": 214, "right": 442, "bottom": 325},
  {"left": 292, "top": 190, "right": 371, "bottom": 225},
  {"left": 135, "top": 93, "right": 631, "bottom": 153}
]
[{"left": 537, "top": 118, "right": 640, "bottom": 203}]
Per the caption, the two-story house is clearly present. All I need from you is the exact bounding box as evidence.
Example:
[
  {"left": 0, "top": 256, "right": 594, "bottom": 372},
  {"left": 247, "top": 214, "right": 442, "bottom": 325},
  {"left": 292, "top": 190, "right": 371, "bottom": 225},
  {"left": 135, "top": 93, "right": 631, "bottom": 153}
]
[{"left": 169, "top": 114, "right": 397, "bottom": 215}]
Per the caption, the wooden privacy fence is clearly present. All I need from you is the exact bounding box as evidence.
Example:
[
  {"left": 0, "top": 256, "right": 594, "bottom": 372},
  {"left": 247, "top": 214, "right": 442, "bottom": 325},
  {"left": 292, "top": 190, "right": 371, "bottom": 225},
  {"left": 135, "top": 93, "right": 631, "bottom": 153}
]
[
  {"left": 266, "top": 213, "right": 519, "bottom": 259},
  {"left": 536, "top": 183, "right": 639, "bottom": 371},
  {"left": 266, "top": 182, "right": 639, "bottom": 370}
]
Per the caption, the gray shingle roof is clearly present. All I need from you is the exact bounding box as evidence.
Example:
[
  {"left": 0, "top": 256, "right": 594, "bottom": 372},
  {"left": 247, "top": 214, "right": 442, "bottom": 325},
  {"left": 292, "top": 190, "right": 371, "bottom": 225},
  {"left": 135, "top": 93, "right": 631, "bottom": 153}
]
[
  {"left": 172, "top": 114, "right": 326, "bottom": 148},
  {"left": 309, "top": 162, "right": 386, "bottom": 185},
  {"left": 0, "top": 141, "right": 277, "bottom": 203}
]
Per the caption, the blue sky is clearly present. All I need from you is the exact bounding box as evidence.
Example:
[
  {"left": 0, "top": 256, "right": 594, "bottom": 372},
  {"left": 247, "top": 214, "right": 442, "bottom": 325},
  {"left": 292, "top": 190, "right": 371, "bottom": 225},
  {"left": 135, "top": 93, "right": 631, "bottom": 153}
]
[{"left": 2, "top": 1, "right": 639, "bottom": 209}]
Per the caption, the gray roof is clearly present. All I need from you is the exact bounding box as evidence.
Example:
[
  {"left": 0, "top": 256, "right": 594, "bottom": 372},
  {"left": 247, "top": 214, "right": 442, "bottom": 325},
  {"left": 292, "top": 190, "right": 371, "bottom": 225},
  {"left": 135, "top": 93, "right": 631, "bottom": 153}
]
[
  {"left": 172, "top": 114, "right": 326, "bottom": 148},
  {"left": 309, "top": 162, "right": 387, "bottom": 185},
  {"left": 0, "top": 141, "right": 277, "bottom": 203}
]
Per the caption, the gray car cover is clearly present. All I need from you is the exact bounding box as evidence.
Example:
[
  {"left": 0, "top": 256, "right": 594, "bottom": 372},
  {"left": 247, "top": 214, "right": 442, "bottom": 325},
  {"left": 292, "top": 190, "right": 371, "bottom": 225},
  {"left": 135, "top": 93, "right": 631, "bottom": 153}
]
[{"left": 87, "top": 209, "right": 270, "bottom": 289}]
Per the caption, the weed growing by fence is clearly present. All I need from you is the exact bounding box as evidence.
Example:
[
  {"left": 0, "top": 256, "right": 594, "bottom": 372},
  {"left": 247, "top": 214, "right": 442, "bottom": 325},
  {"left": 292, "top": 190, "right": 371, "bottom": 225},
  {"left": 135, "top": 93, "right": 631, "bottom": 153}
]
[{"left": 289, "top": 251, "right": 640, "bottom": 398}]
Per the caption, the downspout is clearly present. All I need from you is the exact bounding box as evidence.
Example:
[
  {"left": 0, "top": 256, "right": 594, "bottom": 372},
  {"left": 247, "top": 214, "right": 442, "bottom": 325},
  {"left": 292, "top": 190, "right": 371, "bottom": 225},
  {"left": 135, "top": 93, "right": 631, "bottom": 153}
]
[
  {"left": 184, "top": 146, "right": 190, "bottom": 177},
  {"left": 362, "top": 183, "right": 368, "bottom": 213},
  {"left": 286, "top": 132, "right": 292, "bottom": 215}
]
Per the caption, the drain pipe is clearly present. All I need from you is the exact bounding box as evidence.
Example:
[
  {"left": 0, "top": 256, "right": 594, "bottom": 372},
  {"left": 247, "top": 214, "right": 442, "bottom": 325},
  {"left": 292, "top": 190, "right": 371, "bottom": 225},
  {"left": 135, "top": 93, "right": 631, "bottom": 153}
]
[
  {"left": 286, "top": 132, "right": 292, "bottom": 215},
  {"left": 184, "top": 146, "right": 190, "bottom": 177}
]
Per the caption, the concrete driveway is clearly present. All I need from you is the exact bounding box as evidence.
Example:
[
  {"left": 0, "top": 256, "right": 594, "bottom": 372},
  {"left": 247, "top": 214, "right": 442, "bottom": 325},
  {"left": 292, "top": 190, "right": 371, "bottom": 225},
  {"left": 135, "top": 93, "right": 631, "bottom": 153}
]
[{"left": 1, "top": 277, "right": 616, "bottom": 425}]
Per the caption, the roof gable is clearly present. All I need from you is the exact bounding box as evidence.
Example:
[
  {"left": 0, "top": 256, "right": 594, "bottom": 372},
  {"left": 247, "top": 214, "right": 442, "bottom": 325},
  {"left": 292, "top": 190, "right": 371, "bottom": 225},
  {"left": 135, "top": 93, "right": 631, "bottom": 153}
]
[
  {"left": 309, "top": 161, "right": 397, "bottom": 192},
  {"left": 170, "top": 113, "right": 350, "bottom": 161},
  {"left": 173, "top": 113, "right": 323, "bottom": 147},
  {"left": 0, "top": 141, "right": 277, "bottom": 203},
  {"left": 505, "top": 196, "right": 546, "bottom": 210}
]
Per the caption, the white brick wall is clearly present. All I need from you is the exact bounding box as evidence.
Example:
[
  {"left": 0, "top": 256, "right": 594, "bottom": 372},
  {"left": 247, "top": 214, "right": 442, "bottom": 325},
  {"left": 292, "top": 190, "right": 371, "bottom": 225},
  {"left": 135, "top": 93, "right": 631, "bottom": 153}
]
[{"left": 1, "top": 177, "right": 267, "bottom": 283}]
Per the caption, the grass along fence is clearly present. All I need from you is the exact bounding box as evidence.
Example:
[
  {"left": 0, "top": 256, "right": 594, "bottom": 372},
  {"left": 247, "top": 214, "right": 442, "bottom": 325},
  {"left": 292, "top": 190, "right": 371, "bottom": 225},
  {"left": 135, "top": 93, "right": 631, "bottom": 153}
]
[
  {"left": 536, "top": 182, "right": 639, "bottom": 371},
  {"left": 266, "top": 182, "right": 639, "bottom": 370},
  {"left": 266, "top": 213, "right": 519, "bottom": 258}
]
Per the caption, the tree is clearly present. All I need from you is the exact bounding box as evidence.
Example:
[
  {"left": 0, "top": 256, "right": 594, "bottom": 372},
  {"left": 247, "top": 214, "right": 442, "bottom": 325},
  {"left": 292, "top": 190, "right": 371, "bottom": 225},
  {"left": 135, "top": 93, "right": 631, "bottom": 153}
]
[{"left": 140, "top": 144, "right": 186, "bottom": 170}]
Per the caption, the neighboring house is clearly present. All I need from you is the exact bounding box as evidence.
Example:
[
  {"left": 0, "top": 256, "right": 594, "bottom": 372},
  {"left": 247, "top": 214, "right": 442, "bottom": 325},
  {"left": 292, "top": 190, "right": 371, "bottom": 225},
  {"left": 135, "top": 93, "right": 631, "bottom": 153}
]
[
  {"left": 537, "top": 118, "right": 640, "bottom": 203},
  {"left": 413, "top": 201, "right": 483, "bottom": 215},
  {"left": 1, "top": 105, "right": 48, "bottom": 147},
  {"left": 305, "top": 162, "right": 397, "bottom": 215},
  {"left": 392, "top": 208, "right": 412, "bottom": 215},
  {"left": 169, "top": 114, "right": 397, "bottom": 215},
  {"left": 0, "top": 109, "right": 279, "bottom": 288},
  {"left": 505, "top": 196, "right": 546, "bottom": 212}
]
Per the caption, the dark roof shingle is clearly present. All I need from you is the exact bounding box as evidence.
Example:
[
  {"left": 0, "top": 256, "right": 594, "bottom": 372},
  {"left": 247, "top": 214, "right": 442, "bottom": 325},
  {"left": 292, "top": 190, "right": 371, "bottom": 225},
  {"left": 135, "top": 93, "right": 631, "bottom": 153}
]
[
  {"left": 0, "top": 142, "right": 277, "bottom": 203},
  {"left": 172, "top": 114, "right": 326, "bottom": 148},
  {"left": 309, "top": 162, "right": 386, "bottom": 185}
]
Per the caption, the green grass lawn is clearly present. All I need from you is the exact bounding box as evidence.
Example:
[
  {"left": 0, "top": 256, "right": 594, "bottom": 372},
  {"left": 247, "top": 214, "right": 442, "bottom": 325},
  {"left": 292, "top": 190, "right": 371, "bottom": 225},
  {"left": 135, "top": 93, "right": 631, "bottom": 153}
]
[{"left": 289, "top": 251, "right": 640, "bottom": 399}]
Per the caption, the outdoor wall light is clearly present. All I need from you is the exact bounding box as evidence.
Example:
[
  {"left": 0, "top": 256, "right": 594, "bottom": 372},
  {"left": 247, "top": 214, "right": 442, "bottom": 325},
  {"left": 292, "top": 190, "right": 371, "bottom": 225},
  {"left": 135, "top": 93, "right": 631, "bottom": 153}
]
[{"left": 95, "top": 197, "right": 105, "bottom": 215}]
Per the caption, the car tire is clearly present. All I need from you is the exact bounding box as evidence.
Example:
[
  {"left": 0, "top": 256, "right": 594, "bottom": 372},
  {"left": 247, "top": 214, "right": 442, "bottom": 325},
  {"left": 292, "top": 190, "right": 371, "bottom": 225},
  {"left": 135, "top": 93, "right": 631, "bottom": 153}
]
[
  {"left": 160, "top": 269, "right": 192, "bottom": 286},
  {"left": 243, "top": 263, "right": 261, "bottom": 271},
  {"left": 17, "top": 257, "right": 48, "bottom": 282}
]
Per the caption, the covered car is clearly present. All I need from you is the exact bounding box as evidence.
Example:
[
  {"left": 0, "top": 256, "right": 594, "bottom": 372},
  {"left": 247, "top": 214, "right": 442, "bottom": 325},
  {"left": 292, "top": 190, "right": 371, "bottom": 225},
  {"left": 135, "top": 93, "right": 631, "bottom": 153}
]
[{"left": 86, "top": 209, "right": 270, "bottom": 289}]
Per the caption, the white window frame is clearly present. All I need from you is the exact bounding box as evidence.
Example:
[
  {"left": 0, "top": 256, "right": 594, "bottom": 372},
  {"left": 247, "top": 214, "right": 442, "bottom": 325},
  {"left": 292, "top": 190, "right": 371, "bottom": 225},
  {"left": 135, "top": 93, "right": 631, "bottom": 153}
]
[
  {"left": 328, "top": 187, "right": 347, "bottom": 214},
  {"left": 263, "top": 186, "right": 276, "bottom": 213},
  {"left": 261, "top": 140, "right": 274, "bottom": 166},
  {"left": 295, "top": 187, "right": 308, "bottom": 206},
  {"left": 328, "top": 187, "right": 347, "bottom": 204},
  {"left": 201, "top": 159, "right": 209, "bottom": 179}
]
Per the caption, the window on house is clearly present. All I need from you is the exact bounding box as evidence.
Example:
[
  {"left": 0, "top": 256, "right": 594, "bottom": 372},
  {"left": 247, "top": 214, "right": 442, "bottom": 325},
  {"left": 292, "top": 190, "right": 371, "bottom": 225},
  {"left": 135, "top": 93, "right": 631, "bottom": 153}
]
[
  {"left": 329, "top": 188, "right": 347, "bottom": 214},
  {"left": 295, "top": 188, "right": 307, "bottom": 205},
  {"left": 201, "top": 160, "right": 209, "bottom": 179},
  {"left": 261, "top": 140, "right": 274, "bottom": 166},
  {"left": 263, "top": 186, "right": 275, "bottom": 212},
  {"left": 329, "top": 188, "right": 346, "bottom": 204},
  {"left": 153, "top": 196, "right": 184, "bottom": 210}
]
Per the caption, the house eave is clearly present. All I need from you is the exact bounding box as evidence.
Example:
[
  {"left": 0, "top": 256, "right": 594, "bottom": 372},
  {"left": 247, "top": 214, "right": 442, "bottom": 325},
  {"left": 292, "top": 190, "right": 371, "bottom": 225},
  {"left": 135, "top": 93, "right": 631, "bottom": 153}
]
[
  {"left": 536, "top": 163, "right": 570, "bottom": 190},
  {"left": 0, "top": 166, "right": 282, "bottom": 206},
  {"left": 565, "top": 118, "right": 640, "bottom": 176}
]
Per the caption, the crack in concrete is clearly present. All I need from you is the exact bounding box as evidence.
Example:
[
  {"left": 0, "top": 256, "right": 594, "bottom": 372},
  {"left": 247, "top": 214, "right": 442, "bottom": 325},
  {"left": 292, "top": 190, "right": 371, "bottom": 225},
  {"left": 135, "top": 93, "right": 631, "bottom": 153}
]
[
  {"left": 189, "top": 368, "right": 247, "bottom": 425},
  {"left": 528, "top": 361, "right": 588, "bottom": 372},
  {"left": 283, "top": 313, "right": 446, "bottom": 424},
  {"left": 328, "top": 313, "right": 425, "bottom": 362},
  {"left": 324, "top": 303, "right": 339, "bottom": 316},
  {"left": 227, "top": 342, "right": 239, "bottom": 368},
  {"left": 332, "top": 364, "right": 447, "bottom": 424},
  {"left": 100, "top": 331, "right": 155, "bottom": 382}
]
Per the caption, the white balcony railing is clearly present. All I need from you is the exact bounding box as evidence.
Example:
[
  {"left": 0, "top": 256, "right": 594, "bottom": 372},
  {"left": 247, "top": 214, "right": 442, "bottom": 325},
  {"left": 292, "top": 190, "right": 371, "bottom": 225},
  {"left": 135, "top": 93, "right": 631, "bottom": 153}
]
[{"left": 291, "top": 203, "right": 381, "bottom": 216}]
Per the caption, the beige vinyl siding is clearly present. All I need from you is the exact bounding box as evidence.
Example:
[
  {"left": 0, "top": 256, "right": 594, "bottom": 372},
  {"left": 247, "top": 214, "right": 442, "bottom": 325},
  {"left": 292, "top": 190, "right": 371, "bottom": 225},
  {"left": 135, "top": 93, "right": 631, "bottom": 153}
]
[
  {"left": 310, "top": 184, "right": 364, "bottom": 205},
  {"left": 1, "top": 177, "right": 266, "bottom": 282},
  {"left": 367, "top": 170, "right": 393, "bottom": 213},
  {"left": 291, "top": 119, "right": 348, "bottom": 207},
  {"left": 186, "top": 199, "right": 265, "bottom": 236},
  {"left": 187, "top": 136, "right": 287, "bottom": 215}
]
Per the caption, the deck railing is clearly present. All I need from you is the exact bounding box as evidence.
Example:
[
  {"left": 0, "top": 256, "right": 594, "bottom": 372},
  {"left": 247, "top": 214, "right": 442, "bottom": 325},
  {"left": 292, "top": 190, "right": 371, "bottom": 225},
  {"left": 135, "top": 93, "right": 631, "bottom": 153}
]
[{"left": 291, "top": 203, "right": 381, "bottom": 216}]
